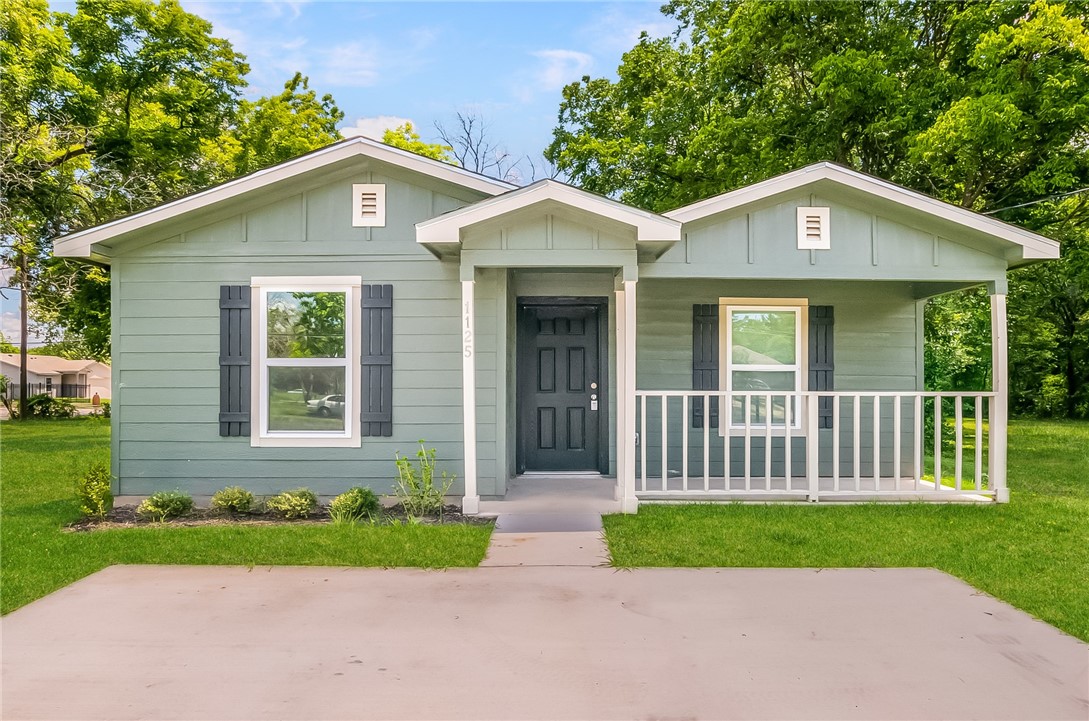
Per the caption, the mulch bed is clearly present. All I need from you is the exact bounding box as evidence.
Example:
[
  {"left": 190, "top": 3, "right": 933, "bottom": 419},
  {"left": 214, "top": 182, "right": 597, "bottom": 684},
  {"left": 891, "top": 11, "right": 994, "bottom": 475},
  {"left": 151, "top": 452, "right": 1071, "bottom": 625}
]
[{"left": 66, "top": 503, "right": 491, "bottom": 532}]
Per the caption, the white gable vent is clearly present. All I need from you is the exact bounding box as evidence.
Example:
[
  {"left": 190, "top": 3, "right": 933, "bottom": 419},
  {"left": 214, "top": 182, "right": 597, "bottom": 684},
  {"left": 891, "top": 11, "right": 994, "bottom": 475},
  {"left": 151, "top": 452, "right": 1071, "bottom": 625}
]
[
  {"left": 797, "top": 206, "right": 830, "bottom": 250},
  {"left": 352, "top": 183, "right": 386, "bottom": 228}
]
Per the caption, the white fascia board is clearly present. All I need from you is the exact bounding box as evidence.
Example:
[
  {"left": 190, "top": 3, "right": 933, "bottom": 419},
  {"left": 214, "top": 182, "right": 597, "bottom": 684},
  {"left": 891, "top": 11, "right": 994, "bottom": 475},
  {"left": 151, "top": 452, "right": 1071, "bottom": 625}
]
[
  {"left": 665, "top": 162, "right": 1060, "bottom": 261},
  {"left": 416, "top": 179, "right": 681, "bottom": 245},
  {"left": 53, "top": 136, "right": 515, "bottom": 260}
]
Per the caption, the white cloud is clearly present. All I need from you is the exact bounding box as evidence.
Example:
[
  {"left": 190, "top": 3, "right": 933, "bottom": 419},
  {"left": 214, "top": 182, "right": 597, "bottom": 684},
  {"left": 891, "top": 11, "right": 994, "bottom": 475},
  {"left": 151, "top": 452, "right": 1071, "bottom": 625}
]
[
  {"left": 340, "top": 116, "right": 415, "bottom": 140},
  {"left": 321, "top": 42, "right": 381, "bottom": 88},
  {"left": 532, "top": 49, "right": 594, "bottom": 91},
  {"left": 577, "top": 4, "right": 676, "bottom": 56}
]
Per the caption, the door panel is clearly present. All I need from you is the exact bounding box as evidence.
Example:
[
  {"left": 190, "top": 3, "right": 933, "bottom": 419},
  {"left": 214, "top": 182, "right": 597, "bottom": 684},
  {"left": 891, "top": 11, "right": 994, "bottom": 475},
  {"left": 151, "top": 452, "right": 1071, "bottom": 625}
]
[{"left": 518, "top": 302, "right": 603, "bottom": 472}]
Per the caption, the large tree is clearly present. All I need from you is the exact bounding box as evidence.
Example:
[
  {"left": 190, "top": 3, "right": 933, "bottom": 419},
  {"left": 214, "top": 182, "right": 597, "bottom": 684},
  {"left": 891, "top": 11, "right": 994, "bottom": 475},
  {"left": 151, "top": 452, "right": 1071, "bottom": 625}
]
[
  {"left": 546, "top": 0, "right": 1089, "bottom": 416},
  {"left": 1, "top": 0, "right": 345, "bottom": 379}
]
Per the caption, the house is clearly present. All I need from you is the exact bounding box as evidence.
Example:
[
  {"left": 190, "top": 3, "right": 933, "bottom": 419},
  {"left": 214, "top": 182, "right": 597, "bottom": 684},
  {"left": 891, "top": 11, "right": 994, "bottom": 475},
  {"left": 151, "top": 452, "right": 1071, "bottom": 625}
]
[
  {"left": 53, "top": 137, "right": 1059, "bottom": 511},
  {"left": 0, "top": 354, "right": 111, "bottom": 400}
]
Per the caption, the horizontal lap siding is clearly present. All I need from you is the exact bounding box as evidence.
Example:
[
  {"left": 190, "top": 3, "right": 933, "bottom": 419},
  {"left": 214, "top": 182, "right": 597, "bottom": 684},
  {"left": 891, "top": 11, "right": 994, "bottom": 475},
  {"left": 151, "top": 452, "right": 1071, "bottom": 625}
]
[
  {"left": 114, "top": 173, "right": 498, "bottom": 495},
  {"left": 635, "top": 279, "right": 920, "bottom": 479}
]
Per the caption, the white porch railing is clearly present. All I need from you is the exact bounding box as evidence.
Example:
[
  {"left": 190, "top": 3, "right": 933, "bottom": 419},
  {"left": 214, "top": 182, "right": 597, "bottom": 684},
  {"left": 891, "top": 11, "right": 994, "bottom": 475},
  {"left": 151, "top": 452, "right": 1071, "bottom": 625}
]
[{"left": 633, "top": 391, "right": 997, "bottom": 501}]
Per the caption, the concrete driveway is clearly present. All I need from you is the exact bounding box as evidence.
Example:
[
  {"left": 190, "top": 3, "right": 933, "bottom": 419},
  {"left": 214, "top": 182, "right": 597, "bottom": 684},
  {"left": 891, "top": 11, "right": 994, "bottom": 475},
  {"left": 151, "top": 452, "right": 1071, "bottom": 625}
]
[{"left": 2, "top": 565, "right": 1086, "bottom": 720}]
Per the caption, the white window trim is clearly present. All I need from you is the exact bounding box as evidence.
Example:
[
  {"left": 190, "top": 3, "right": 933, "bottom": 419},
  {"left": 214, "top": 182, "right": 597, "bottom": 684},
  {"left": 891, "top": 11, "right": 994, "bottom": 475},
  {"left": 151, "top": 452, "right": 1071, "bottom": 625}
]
[
  {"left": 718, "top": 298, "right": 808, "bottom": 435},
  {"left": 251, "top": 276, "right": 362, "bottom": 448}
]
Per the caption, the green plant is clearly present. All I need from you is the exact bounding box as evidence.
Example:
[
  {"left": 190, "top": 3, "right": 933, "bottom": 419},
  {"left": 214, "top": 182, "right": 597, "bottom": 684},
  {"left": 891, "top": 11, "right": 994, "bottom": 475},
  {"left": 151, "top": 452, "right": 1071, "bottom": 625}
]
[
  {"left": 21, "top": 394, "right": 77, "bottom": 419},
  {"left": 137, "top": 490, "right": 194, "bottom": 522},
  {"left": 97, "top": 400, "right": 111, "bottom": 418},
  {"left": 210, "top": 486, "right": 255, "bottom": 514},
  {"left": 329, "top": 487, "right": 381, "bottom": 524},
  {"left": 394, "top": 441, "right": 455, "bottom": 519},
  {"left": 266, "top": 488, "right": 318, "bottom": 519},
  {"left": 76, "top": 462, "right": 113, "bottom": 519}
]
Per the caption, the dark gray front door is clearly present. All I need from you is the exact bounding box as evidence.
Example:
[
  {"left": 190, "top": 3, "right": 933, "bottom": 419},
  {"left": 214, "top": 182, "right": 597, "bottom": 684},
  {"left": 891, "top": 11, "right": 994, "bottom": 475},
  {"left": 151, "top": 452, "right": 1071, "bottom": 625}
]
[{"left": 517, "top": 301, "right": 605, "bottom": 472}]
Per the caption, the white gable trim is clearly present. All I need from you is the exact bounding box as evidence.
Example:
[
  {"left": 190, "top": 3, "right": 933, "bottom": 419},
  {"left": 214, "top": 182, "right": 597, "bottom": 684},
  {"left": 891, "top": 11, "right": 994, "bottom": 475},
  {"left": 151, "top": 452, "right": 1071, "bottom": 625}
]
[
  {"left": 53, "top": 136, "right": 515, "bottom": 261},
  {"left": 665, "top": 163, "right": 1060, "bottom": 262},
  {"left": 415, "top": 179, "right": 681, "bottom": 251}
]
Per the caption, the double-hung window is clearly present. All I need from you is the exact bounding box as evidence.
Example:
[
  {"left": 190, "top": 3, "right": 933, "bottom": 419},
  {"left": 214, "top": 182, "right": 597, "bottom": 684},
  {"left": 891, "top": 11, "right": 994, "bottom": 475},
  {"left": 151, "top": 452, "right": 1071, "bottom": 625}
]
[
  {"left": 252, "top": 276, "right": 361, "bottom": 447},
  {"left": 721, "top": 299, "right": 806, "bottom": 430}
]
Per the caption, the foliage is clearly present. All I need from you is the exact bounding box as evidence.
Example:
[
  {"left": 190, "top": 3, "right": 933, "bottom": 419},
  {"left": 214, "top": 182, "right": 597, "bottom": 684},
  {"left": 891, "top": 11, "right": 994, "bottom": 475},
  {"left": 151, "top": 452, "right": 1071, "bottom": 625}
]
[
  {"left": 266, "top": 488, "right": 318, "bottom": 519},
  {"left": 329, "top": 487, "right": 382, "bottom": 525},
  {"left": 210, "top": 486, "right": 255, "bottom": 514},
  {"left": 0, "top": 421, "right": 493, "bottom": 615},
  {"left": 97, "top": 399, "right": 110, "bottom": 418},
  {"left": 0, "top": 335, "right": 17, "bottom": 353},
  {"left": 136, "top": 490, "right": 194, "bottom": 522},
  {"left": 394, "top": 441, "right": 455, "bottom": 519},
  {"left": 2, "top": 0, "right": 344, "bottom": 361},
  {"left": 16, "top": 394, "right": 77, "bottom": 419},
  {"left": 382, "top": 122, "right": 455, "bottom": 163},
  {"left": 546, "top": 0, "right": 1089, "bottom": 416},
  {"left": 75, "top": 461, "right": 112, "bottom": 519}
]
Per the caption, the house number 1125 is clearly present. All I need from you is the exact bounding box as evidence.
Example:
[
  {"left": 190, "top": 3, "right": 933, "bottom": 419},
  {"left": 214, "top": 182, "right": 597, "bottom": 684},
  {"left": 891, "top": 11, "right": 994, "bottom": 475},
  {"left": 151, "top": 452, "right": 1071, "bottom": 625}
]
[{"left": 463, "top": 301, "right": 473, "bottom": 358}]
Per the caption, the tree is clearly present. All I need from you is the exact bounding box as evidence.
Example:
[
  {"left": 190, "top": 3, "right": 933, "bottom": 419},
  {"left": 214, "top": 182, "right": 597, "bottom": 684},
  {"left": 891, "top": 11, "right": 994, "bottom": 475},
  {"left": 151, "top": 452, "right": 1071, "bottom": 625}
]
[
  {"left": 546, "top": 0, "right": 1089, "bottom": 416},
  {"left": 382, "top": 122, "right": 455, "bottom": 162},
  {"left": 436, "top": 111, "right": 517, "bottom": 180},
  {"left": 2, "top": 0, "right": 346, "bottom": 375}
]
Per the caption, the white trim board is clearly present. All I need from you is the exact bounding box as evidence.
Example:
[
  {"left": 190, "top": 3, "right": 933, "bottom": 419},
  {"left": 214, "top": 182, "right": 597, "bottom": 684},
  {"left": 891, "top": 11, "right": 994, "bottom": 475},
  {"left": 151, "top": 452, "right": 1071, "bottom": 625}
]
[
  {"left": 54, "top": 136, "right": 514, "bottom": 262},
  {"left": 664, "top": 162, "right": 1059, "bottom": 266}
]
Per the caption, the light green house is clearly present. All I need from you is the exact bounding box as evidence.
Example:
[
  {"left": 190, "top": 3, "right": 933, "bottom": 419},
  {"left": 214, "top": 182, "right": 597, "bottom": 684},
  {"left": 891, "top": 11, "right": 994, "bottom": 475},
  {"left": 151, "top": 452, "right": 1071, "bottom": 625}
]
[{"left": 54, "top": 137, "right": 1059, "bottom": 511}]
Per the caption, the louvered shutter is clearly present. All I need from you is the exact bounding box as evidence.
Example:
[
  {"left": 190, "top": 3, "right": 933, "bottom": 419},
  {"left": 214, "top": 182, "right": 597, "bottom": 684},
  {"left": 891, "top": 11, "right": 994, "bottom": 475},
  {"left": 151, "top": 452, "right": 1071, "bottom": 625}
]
[
  {"left": 808, "top": 306, "right": 834, "bottom": 429},
  {"left": 361, "top": 284, "right": 393, "bottom": 437},
  {"left": 692, "top": 304, "right": 719, "bottom": 428},
  {"left": 219, "top": 285, "right": 251, "bottom": 436}
]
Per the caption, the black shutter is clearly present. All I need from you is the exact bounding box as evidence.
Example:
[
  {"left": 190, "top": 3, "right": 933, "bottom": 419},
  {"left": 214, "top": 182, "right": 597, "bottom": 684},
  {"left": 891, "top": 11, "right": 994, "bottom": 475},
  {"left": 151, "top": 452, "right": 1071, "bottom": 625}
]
[
  {"left": 361, "top": 284, "right": 393, "bottom": 437},
  {"left": 692, "top": 304, "right": 719, "bottom": 428},
  {"left": 219, "top": 285, "right": 251, "bottom": 437},
  {"left": 809, "top": 305, "right": 834, "bottom": 429}
]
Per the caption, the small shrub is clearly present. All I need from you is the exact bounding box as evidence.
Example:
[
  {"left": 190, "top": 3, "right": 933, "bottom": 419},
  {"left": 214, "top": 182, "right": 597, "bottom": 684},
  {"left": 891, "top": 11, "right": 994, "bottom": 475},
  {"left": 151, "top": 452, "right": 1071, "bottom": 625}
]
[
  {"left": 24, "top": 394, "right": 78, "bottom": 419},
  {"left": 98, "top": 400, "right": 111, "bottom": 418},
  {"left": 137, "top": 490, "right": 194, "bottom": 522},
  {"left": 76, "top": 462, "right": 113, "bottom": 519},
  {"left": 394, "top": 441, "right": 455, "bottom": 519},
  {"left": 210, "top": 486, "right": 255, "bottom": 514},
  {"left": 266, "top": 488, "right": 318, "bottom": 519},
  {"left": 329, "top": 487, "right": 381, "bottom": 524}
]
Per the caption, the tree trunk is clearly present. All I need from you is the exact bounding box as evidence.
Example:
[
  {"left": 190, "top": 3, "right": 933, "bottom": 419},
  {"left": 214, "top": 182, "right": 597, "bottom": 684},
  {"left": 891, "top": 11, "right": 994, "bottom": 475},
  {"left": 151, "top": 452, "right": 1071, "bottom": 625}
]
[{"left": 18, "top": 251, "right": 28, "bottom": 421}]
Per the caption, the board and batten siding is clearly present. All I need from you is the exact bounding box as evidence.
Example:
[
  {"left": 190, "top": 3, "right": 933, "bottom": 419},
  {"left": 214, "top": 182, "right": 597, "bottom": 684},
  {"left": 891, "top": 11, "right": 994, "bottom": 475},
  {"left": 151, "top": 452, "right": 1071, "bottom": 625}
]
[{"left": 111, "top": 167, "right": 500, "bottom": 497}]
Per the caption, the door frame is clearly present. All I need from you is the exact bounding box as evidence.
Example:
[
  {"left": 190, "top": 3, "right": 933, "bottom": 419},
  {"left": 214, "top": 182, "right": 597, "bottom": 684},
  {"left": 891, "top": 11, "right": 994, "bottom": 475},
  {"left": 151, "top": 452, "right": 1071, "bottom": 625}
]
[{"left": 515, "top": 296, "right": 610, "bottom": 475}]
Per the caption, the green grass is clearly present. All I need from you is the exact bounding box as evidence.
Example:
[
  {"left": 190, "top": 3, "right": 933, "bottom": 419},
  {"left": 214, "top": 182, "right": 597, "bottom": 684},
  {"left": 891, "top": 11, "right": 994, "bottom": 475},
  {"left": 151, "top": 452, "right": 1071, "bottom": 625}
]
[
  {"left": 604, "top": 418, "right": 1089, "bottom": 642},
  {"left": 0, "top": 419, "right": 492, "bottom": 615}
]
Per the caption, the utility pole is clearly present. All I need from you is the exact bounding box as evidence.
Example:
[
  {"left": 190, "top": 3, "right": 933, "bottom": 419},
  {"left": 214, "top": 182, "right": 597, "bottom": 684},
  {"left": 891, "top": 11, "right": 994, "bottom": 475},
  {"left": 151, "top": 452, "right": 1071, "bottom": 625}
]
[{"left": 19, "top": 250, "right": 28, "bottom": 420}]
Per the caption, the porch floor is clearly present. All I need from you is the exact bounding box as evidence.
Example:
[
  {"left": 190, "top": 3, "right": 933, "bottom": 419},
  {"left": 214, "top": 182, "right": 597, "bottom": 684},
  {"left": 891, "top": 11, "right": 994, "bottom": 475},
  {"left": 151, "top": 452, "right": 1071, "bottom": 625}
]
[
  {"left": 479, "top": 474, "right": 621, "bottom": 515},
  {"left": 636, "top": 475, "right": 992, "bottom": 502}
]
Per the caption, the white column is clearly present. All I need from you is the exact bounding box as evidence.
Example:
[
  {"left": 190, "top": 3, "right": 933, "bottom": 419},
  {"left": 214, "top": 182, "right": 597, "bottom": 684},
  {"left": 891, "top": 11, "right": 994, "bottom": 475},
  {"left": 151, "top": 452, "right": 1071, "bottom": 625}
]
[
  {"left": 461, "top": 279, "right": 479, "bottom": 514},
  {"left": 990, "top": 288, "right": 1009, "bottom": 503},
  {"left": 620, "top": 279, "right": 639, "bottom": 513},
  {"left": 614, "top": 285, "right": 626, "bottom": 502}
]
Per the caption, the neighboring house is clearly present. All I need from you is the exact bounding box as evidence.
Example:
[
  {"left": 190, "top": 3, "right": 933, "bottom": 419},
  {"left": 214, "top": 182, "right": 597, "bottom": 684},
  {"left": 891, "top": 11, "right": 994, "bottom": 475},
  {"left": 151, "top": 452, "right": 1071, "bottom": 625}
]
[
  {"left": 0, "top": 354, "right": 111, "bottom": 400},
  {"left": 53, "top": 137, "right": 1059, "bottom": 510}
]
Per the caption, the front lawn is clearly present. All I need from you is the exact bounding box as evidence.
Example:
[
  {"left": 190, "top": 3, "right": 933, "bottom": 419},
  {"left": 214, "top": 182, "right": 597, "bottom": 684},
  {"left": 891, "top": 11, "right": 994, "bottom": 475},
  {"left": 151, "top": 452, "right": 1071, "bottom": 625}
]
[
  {"left": 604, "top": 419, "right": 1089, "bottom": 642},
  {"left": 0, "top": 420, "right": 492, "bottom": 615}
]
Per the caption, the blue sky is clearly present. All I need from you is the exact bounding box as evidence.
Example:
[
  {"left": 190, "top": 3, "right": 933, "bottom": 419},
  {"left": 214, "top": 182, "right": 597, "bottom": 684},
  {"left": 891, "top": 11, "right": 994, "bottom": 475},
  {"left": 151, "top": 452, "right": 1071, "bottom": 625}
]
[
  {"left": 3, "top": 1, "right": 674, "bottom": 344},
  {"left": 188, "top": 0, "right": 674, "bottom": 176}
]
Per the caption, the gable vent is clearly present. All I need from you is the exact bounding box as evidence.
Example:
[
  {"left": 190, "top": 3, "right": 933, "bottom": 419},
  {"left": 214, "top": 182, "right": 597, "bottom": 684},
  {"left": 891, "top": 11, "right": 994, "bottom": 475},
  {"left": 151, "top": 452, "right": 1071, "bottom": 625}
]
[
  {"left": 352, "top": 183, "right": 386, "bottom": 228},
  {"left": 797, "top": 206, "right": 830, "bottom": 250}
]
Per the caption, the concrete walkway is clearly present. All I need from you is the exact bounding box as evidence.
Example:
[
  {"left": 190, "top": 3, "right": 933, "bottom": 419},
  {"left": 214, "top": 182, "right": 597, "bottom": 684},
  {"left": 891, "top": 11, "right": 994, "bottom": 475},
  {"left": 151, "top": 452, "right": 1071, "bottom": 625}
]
[{"left": 3, "top": 564, "right": 1087, "bottom": 720}]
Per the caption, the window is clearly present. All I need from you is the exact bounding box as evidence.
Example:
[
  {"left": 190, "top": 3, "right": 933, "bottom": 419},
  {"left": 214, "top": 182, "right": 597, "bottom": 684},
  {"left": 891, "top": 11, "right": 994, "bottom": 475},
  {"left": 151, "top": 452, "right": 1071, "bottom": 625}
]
[
  {"left": 721, "top": 299, "right": 806, "bottom": 430},
  {"left": 252, "top": 276, "right": 361, "bottom": 447}
]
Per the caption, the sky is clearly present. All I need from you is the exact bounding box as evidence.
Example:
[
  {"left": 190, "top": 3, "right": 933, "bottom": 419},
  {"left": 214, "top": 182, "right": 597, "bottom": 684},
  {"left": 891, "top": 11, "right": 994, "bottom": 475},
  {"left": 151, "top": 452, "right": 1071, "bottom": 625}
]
[{"left": 2, "top": 1, "right": 676, "bottom": 345}]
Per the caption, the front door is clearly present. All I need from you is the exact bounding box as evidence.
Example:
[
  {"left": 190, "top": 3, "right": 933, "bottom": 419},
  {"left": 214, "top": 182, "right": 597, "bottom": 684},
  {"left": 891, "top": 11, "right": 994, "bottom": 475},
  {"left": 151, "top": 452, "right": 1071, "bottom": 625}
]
[{"left": 517, "top": 300, "right": 606, "bottom": 472}]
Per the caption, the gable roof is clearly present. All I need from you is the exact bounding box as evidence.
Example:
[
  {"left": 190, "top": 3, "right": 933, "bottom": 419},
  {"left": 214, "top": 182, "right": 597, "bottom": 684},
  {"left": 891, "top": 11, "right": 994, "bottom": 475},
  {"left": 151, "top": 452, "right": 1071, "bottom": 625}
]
[
  {"left": 0, "top": 354, "right": 110, "bottom": 377},
  {"left": 53, "top": 136, "right": 516, "bottom": 263},
  {"left": 665, "top": 162, "right": 1060, "bottom": 266},
  {"left": 415, "top": 179, "right": 681, "bottom": 258}
]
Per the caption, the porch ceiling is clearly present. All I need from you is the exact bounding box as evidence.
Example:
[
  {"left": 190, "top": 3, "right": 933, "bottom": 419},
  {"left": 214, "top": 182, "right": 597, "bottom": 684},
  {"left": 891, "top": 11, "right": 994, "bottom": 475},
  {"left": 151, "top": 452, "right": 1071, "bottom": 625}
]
[{"left": 415, "top": 179, "right": 681, "bottom": 260}]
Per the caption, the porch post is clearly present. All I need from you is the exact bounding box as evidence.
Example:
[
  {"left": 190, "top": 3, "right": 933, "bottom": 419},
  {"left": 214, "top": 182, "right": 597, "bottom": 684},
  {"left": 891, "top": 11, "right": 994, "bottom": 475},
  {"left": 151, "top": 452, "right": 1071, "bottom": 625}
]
[
  {"left": 620, "top": 277, "right": 639, "bottom": 513},
  {"left": 989, "top": 282, "right": 1009, "bottom": 503},
  {"left": 615, "top": 283, "right": 627, "bottom": 502},
  {"left": 461, "top": 276, "right": 480, "bottom": 514}
]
